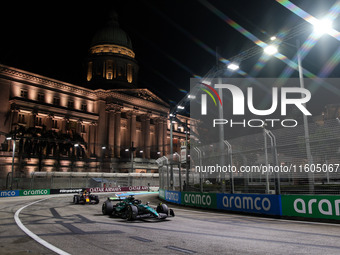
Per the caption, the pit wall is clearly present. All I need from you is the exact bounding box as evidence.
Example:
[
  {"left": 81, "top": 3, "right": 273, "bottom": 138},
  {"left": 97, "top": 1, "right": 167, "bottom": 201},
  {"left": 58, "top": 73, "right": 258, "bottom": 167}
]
[{"left": 159, "top": 190, "right": 340, "bottom": 221}]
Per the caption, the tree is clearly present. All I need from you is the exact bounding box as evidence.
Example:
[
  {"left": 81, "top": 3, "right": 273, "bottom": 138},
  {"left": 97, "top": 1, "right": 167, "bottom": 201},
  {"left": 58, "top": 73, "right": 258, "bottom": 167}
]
[{"left": 9, "top": 125, "right": 87, "bottom": 173}]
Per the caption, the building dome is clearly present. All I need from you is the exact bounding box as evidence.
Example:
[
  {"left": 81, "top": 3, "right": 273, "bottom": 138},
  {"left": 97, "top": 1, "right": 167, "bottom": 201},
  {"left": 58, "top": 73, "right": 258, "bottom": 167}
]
[
  {"left": 91, "top": 11, "right": 133, "bottom": 50},
  {"left": 86, "top": 11, "right": 138, "bottom": 89}
]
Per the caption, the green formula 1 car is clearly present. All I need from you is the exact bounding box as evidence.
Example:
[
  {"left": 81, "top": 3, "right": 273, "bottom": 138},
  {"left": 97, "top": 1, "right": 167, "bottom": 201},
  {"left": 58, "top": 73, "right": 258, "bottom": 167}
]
[{"left": 102, "top": 195, "right": 175, "bottom": 220}]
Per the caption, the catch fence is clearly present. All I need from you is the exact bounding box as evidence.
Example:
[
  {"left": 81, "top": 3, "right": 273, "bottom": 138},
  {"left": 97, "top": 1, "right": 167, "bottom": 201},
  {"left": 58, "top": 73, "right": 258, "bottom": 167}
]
[
  {"left": 158, "top": 119, "right": 340, "bottom": 195},
  {"left": 1, "top": 172, "right": 159, "bottom": 190}
]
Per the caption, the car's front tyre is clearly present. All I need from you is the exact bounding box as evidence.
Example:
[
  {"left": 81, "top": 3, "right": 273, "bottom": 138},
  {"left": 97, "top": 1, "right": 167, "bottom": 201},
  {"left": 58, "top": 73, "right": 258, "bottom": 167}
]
[
  {"left": 102, "top": 200, "right": 114, "bottom": 215},
  {"left": 127, "top": 204, "right": 138, "bottom": 221},
  {"left": 94, "top": 196, "right": 99, "bottom": 204},
  {"left": 156, "top": 203, "right": 168, "bottom": 215}
]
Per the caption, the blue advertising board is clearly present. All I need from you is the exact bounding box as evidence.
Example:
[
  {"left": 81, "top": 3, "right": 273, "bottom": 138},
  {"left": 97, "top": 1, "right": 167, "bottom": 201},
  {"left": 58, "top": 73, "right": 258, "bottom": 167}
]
[
  {"left": 165, "top": 190, "right": 181, "bottom": 204},
  {"left": 217, "top": 193, "right": 281, "bottom": 215},
  {"left": 0, "top": 190, "right": 19, "bottom": 197}
]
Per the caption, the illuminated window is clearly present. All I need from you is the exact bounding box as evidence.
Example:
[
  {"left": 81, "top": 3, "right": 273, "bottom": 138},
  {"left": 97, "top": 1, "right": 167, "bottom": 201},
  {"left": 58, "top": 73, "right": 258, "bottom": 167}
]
[
  {"left": 68, "top": 101, "right": 74, "bottom": 109},
  {"left": 52, "top": 120, "right": 58, "bottom": 129},
  {"left": 87, "top": 61, "right": 93, "bottom": 81},
  {"left": 35, "top": 116, "right": 43, "bottom": 127},
  {"left": 20, "top": 90, "right": 28, "bottom": 98},
  {"left": 106, "top": 60, "right": 113, "bottom": 80},
  {"left": 127, "top": 64, "right": 133, "bottom": 83},
  {"left": 81, "top": 104, "right": 87, "bottom": 112},
  {"left": 37, "top": 93, "right": 45, "bottom": 102},
  {"left": 18, "top": 114, "right": 26, "bottom": 124},
  {"left": 53, "top": 97, "right": 60, "bottom": 106}
]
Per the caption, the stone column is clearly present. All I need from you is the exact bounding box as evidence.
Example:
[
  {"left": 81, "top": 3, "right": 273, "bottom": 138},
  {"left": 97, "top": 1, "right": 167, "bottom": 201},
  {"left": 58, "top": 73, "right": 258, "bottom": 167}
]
[
  {"left": 46, "top": 113, "right": 53, "bottom": 130},
  {"left": 144, "top": 114, "right": 151, "bottom": 159},
  {"left": 89, "top": 122, "right": 97, "bottom": 156},
  {"left": 114, "top": 108, "right": 122, "bottom": 158},
  {"left": 126, "top": 111, "right": 132, "bottom": 148},
  {"left": 61, "top": 117, "right": 69, "bottom": 133},
  {"left": 163, "top": 118, "right": 168, "bottom": 156},
  {"left": 130, "top": 111, "right": 137, "bottom": 145},
  {"left": 29, "top": 112, "right": 37, "bottom": 128},
  {"left": 156, "top": 118, "right": 164, "bottom": 156},
  {"left": 76, "top": 119, "right": 82, "bottom": 134},
  {"left": 88, "top": 123, "right": 92, "bottom": 156},
  {"left": 108, "top": 109, "right": 115, "bottom": 157},
  {"left": 127, "top": 110, "right": 137, "bottom": 156},
  {"left": 97, "top": 100, "right": 107, "bottom": 157},
  {"left": 11, "top": 108, "right": 19, "bottom": 130}
]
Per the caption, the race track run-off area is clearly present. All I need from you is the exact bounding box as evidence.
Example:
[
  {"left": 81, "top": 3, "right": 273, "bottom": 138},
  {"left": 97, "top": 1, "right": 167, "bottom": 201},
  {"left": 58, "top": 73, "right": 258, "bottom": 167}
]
[{"left": 1, "top": 193, "right": 340, "bottom": 255}]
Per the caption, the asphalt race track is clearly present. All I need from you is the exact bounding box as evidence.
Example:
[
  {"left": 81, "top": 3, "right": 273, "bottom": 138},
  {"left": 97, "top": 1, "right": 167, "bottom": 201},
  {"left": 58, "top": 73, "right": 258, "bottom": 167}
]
[{"left": 1, "top": 193, "right": 340, "bottom": 255}]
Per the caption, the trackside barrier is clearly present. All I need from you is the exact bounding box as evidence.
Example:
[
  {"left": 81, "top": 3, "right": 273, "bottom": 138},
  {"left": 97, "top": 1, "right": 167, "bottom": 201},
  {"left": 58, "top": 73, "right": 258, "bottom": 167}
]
[
  {"left": 0, "top": 190, "right": 19, "bottom": 197},
  {"left": 86, "top": 186, "right": 149, "bottom": 193},
  {"left": 50, "top": 188, "right": 84, "bottom": 194},
  {"left": 159, "top": 190, "right": 340, "bottom": 221},
  {"left": 165, "top": 190, "right": 181, "bottom": 204},
  {"left": 281, "top": 195, "right": 340, "bottom": 221},
  {"left": 158, "top": 189, "right": 180, "bottom": 204},
  {"left": 0, "top": 186, "right": 154, "bottom": 198},
  {"left": 159, "top": 189, "right": 165, "bottom": 200},
  {"left": 181, "top": 192, "right": 216, "bottom": 209},
  {"left": 20, "top": 189, "right": 50, "bottom": 196},
  {"left": 217, "top": 193, "right": 281, "bottom": 215}
]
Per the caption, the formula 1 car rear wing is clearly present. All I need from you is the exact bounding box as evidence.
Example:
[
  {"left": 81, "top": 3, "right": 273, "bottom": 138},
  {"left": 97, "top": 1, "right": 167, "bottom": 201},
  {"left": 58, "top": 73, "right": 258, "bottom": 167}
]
[{"left": 107, "top": 196, "right": 127, "bottom": 202}]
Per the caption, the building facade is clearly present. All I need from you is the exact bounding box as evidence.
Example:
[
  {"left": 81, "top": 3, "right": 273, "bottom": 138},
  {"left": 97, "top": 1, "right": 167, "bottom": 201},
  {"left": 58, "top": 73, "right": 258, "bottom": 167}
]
[{"left": 0, "top": 13, "right": 189, "bottom": 179}]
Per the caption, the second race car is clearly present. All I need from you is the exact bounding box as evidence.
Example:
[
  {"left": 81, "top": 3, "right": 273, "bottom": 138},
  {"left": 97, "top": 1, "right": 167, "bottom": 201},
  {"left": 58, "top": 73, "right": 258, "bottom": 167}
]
[{"left": 73, "top": 191, "right": 99, "bottom": 204}]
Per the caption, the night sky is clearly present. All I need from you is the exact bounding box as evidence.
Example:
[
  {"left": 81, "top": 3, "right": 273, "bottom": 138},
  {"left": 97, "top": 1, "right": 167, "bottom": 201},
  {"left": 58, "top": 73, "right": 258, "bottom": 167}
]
[{"left": 1, "top": 0, "right": 340, "bottom": 109}]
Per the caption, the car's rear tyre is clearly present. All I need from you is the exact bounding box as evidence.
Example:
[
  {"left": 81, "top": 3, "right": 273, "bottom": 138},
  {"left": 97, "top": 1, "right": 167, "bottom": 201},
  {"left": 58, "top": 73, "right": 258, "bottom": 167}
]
[
  {"left": 127, "top": 204, "right": 138, "bottom": 221},
  {"left": 73, "top": 195, "right": 79, "bottom": 204},
  {"left": 102, "top": 200, "right": 113, "bottom": 215},
  {"left": 156, "top": 203, "right": 168, "bottom": 215}
]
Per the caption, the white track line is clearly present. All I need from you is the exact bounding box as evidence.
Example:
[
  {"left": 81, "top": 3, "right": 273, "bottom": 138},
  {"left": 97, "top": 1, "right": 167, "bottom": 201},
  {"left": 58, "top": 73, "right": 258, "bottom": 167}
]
[
  {"left": 13, "top": 191, "right": 155, "bottom": 255},
  {"left": 14, "top": 196, "right": 71, "bottom": 255},
  {"left": 13, "top": 193, "right": 340, "bottom": 255}
]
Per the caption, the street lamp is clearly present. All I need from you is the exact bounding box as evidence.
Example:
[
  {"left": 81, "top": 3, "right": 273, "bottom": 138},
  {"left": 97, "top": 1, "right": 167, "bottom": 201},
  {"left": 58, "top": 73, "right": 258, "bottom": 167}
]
[
  {"left": 227, "top": 63, "right": 240, "bottom": 71},
  {"left": 169, "top": 115, "right": 174, "bottom": 189},
  {"left": 264, "top": 45, "right": 278, "bottom": 55},
  {"left": 7, "top": 136, "right": 16, "bottom": 190},
  {"left": 312, "top": 18, "right": 333, "bottom": 35},
  {"left": 267, "top": 37, "right": 314, "bottom": 193},
  {"left": 129, "top": 142, "right": 136, "bottom": 173}
]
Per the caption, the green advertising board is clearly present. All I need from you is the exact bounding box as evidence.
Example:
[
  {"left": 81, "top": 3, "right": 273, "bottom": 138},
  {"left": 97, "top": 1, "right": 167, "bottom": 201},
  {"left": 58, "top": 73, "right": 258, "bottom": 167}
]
[
  {"left": 181, "top": 192, "right": 217, "bottom": 209},
  {"left": 159, "top": 189, "right": 165, "bottom": 200},
  {"left": 19, "top": 189, "right": 50, "bottom": 196},
  {"left": 281, "top": 195, "right": 340, "bottom": 220}
]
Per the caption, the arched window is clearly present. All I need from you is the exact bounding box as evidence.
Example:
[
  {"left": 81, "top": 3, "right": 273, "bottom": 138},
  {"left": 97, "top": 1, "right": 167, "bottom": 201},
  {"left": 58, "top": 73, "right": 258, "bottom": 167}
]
[
  {"left": 106, "top": 60, "right": 113, "bottom": 80},
  {"left": 127, "top": 64, "right": 133, "bottom": 83},
  {"left": 87, "top": 61, "right": 93, "bottom": 81}
]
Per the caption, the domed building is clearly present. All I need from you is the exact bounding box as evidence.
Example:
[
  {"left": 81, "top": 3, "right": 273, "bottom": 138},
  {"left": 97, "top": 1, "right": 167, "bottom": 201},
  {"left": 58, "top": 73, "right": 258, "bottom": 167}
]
[
  {"left": 86, "top": 12, "right": 139, "bottom": 89},
  {"left": 0, "top": 11, "right": 190, "bottom": 184}
]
